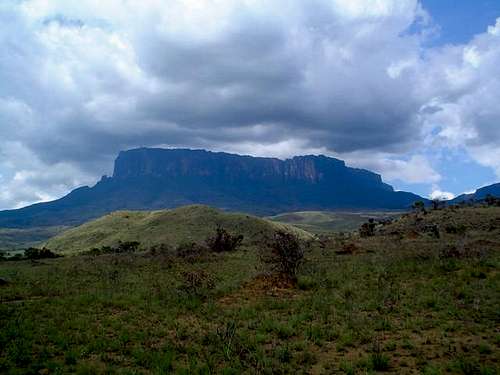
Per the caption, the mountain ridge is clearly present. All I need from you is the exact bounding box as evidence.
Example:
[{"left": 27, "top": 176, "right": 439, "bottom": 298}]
[
  {"left": 452, "top": 183, "right": 500, "bottom": 203},
  {"left": 0, "top": 148, "right": 425, "bottom": 228}
]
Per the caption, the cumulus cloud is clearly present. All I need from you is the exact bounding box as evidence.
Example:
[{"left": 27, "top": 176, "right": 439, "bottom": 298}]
[
  {"left": 0, "top": 142, "right": 96, "bottom": 209},
  {"left": 0, "top": 0, "right": 499, "bottom": 209},
  {"left": 344, "top": 154, "right": 441, "bottom": 185},
  {"left": 419, "top": 17, "right": 500, "bottom": 176},
  {"left": 429, "top": 189, "right": 455, "bottom": 201}
]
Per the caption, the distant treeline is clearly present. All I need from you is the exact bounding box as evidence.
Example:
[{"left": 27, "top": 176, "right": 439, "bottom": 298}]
[{"left": 0, "top": 247, "right": 62, "bottom": 261}]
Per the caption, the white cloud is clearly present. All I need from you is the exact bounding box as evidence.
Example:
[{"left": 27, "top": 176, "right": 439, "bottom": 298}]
[
  {"left": 487, "top": 18, "right": 500, "bottom": 36},
  {"left": 343, "top": 153, "right": 441, "bottom": 185},
  {"left": 429, "top": 189, "right": 455, "bottom": 201},
  {"left": 467, "top": 145, "right": 500, "bottom": 179},
  {"left": 0, "top": 1, "right": 499, "bottom": 209},
  {"left": 419, "top": 18, "right": 500, "bottom": 177},
  {"left": 0, "top": 142, "right": 97, "bottom": 209}
]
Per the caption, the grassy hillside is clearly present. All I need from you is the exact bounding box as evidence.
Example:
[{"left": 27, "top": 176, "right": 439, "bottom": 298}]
[
  {"left": 0, "top": 226, "right": 67, "bottom": 250},
  {"left": 0, "top": 206, "right": 498, "bottom": 373},
  {"left": 381, "top": 206, "right": 500, "bottom": 236},
  {"left": 268, "top": 210, "right": 403, "bottom": 233},
  {"left": 45, "top": 205, "right": 313, "bottom": 254}
]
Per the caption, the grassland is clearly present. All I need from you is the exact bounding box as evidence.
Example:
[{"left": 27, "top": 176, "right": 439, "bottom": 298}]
[
  {"left": 45, "top": 205, "right": 312, "bottom": 255},
  {"left": 0, "top": 206, "right": 499, "bottom": 374},
  {"left": 0, "top": 226, "right": 67, "bottom": 250},
  {"left": 268, "top": 211, "right": 402, "bottom": 234}
]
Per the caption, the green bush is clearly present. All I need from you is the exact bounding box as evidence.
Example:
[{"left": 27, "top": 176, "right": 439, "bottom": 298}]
[
  {"left": 369, "top": 352, "right": 390, "bottom": 371},
  {"left": 85, "top": 241, "right": 141, "bottom": 256},
  {"left": 179, "top": 269, "right": 215, "bottom": 298},
  {"left": 206, "top": 226, "right": 243, "bottom": 253},
  {"left": 176, "top": 242, "right": 209, "bottom": 263},
  {"left": 359, "top": 219, "right": 376, "bottom": 238},
  {"left": 115, "top": 241, "right": 140, "bottom": 253},
  {"left": 263, "top": 231, "right": 304, "bottom": 281},
  {"left": 24, "top": 247, "right": 61, "bottom": 260}
]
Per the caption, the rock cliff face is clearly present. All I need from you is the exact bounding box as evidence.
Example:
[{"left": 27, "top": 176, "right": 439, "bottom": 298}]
[
  {"left": 0, "top": 148, "right": 423, "bottom": 228},
  {"left": 113, "top": 148, "right": 388, "bottom": 186}
]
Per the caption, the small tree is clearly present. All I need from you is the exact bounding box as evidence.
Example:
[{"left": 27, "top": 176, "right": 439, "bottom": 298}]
[
  {"left": 431, "top": 198, "right": 445, "bottom": 210},
  {"left": 264, "top": 231, "right": 304, "bottom": 281},
  {"left": 176, "top": 242, "right": 208, "bottom": 263},
  {"left": 24, "top": 247, "right": 61, "bottom": 260},
  {"left": 359, "top": 218, "right": 376, "bottom": 238},
  {"left": 485, "top": 194, "right": 499, "bottom": 207},
  {"left": 115, "top": 241, "right": 140, "bottom": 253},
  {"left": 412, "top": 200, "right": 425, "bottom": 212},
  {"left": 206, "top": 226, "right": 243, "bottom": 253},
  {"left": 179, "top": 269, "right": 215, "bottom": 298}
]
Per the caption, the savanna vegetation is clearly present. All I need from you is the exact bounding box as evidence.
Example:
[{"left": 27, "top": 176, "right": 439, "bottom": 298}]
[
  {"left": 0, "top": 227, "right": 67, "bottom": 251},
  {"left": 0, "top": 205, "right": 499, "bottom": 374}
]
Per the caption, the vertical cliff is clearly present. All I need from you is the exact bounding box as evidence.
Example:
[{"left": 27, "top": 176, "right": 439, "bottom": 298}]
[{"left": 0, "top": 148, "right": 424, "bottom": 228}]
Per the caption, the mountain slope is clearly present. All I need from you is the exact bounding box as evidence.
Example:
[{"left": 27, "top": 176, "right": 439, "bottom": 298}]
[
  {"left": 45, "top": 205, "right": 313, "bottom": 254},
  {"left": 452, "top": 183, "right": 500, "bottom": 203},
  {"left": 0, "top": 148, "right": 425, "bottom": 228}
]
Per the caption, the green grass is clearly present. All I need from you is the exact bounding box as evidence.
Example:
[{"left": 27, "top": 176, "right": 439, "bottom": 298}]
[
  {"left": 45, "top": 205, "right": 313, "bottom": 255},
  {"left": 0, "top": 206, "right": 499, "bottom": 373},
  {"left": 0, "top": 226, "right": 67, "bottom": 250},
  {"left": 268, "top": 210, "right": 403, "bottom": 233}
]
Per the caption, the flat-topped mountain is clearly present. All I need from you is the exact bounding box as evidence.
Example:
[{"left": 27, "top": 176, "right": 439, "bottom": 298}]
[{"left": 0, "top": 148, "right": 424, "bottom": 228}]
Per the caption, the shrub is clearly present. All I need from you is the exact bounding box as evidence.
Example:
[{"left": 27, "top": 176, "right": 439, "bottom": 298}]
[
  {"left": 439, "top": 245, "right": 463, "bottom": 259},
  {"left": 115, "top": 241, "right": 140, "bottom": 253},
  {"left": 86, "top": 246, "right": 113, "bottom": 256},
  {"left": 335, "top": 242, "right": 358, "bottom": 255},
  {"left": 485, "top": 194, "right": 500, "bottom": 207},
  {"left": 206, "top": 225, "right": 243, "bottom": 253},
  {"left": 176, "top": 242, "right": 209, "bottom": 263},
  {"left": 263, "top": 231, "right": 304, "bottom": 281},
  {"left": 297, "top": 275, "right": 317, "bottom": 290},
  {"left": 148, "top": 243, "right": 172, "bottom": 256},
  {"left": 451, "top": 356, "right": 482, "bottom": 375},
  {"left": 370, "top": 352, "right": 390, "bottom": 371},
  {"left": 179, "top": 269, "right": 215, "bottom": 297},
  {"left": 423, "top": 224, "right": 440, "bottom": 239},
  {"left": 24, "top": 247, "right": 61, "bottom": 260},
  {"left": 431, "top": 199, "right": 445, "bottom": 210},
  {"left": 478, "top": 343, "right": 492, "bottom": 355},
  {"left": 359, "top": 219, "right": 376, "bottom": 238},
  {"left": 439, "top": 241, "right": 485, "bottom": 260},
  {"left": 412, "top": 200, "right": 426, "bottom": 214},
  {"left": 445, "top": 224, "right": 467, "bottom": 235},
  {"left": 216, "top": 320, "right": 238, "bottom": 360},
  {"left": 85, "top": 242, "right": 141, "bottom": 256}
]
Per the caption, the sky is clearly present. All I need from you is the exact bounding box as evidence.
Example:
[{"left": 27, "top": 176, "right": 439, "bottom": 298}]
[{"left": 1, "top": 0, "right": 500, "bottom": 209}]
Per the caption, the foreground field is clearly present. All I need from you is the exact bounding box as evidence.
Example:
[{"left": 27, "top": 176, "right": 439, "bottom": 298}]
[{"left": 0, "top": 207, "right": 499, "bottom": 374}]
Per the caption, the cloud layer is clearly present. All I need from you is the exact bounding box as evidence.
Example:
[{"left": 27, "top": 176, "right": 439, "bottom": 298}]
[{"left": 0, "top": 0, "right": 499, "bottom": 209}]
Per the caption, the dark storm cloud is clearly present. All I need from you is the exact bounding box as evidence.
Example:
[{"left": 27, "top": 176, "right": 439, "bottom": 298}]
[{"left": 0, "top": 0, "right": 499, "bottom": 208}]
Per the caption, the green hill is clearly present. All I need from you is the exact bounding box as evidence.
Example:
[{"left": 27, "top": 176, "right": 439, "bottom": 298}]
[{"left": 45, "top": 205, "right": 313, "bottom": 254}]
